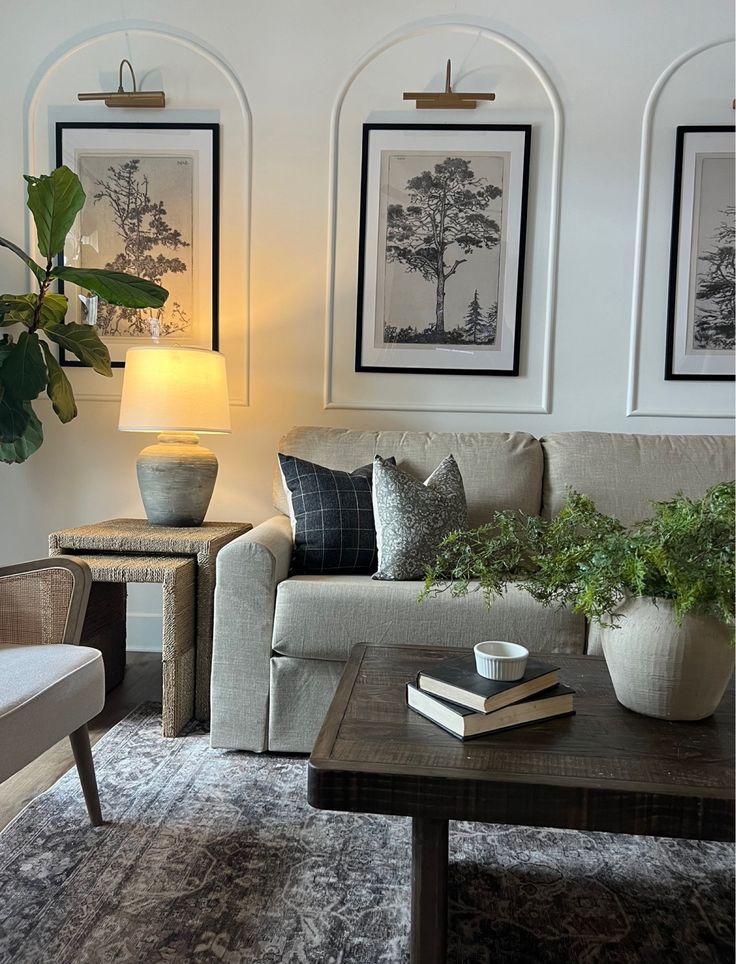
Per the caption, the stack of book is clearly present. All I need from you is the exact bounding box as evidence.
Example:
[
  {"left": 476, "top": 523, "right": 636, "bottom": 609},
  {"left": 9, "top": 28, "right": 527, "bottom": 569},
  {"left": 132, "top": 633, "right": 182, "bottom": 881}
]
[{"left": 406, "top": 653, "right": 575, "bottom": 740}]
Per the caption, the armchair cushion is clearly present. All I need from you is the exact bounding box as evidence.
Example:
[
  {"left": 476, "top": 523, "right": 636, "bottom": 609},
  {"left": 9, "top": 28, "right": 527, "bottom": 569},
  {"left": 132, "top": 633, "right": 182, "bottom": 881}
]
[{"left": 0, "top": 644, "right": 104, "bottom": 782}]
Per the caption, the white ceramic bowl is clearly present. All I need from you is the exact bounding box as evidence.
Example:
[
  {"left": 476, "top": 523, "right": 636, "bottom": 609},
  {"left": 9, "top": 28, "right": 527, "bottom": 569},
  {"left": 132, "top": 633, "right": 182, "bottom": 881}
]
[{"left": 474, "top": 641, "right": 529, "bottom": 681}]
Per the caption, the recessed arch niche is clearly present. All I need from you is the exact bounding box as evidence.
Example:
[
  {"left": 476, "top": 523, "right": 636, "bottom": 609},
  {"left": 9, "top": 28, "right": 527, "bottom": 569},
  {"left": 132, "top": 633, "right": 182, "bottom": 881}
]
[
  {"left": 26, "top": 24, "right": 251, "bottom": 404},
  {"left": 626, "top": 38, "right": 734, "bottom": 419},
  {"left": 324, "top": 21, "right": 563, "bottom": 414}
]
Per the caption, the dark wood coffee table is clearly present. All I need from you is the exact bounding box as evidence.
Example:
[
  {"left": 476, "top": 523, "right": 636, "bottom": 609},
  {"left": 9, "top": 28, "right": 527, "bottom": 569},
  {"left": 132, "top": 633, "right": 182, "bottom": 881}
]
[{"left": 308, "top": 644, "right": 735, "bottom": 964}]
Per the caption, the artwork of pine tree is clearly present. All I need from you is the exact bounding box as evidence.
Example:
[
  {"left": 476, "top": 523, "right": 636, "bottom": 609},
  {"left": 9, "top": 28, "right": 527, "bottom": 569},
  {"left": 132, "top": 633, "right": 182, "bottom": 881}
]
[
  {"left": 382, "top": 155, "right": 503, "bottom": 345},
  {"left": 693, "top": 204, "right": 735, "bottom": 351}
]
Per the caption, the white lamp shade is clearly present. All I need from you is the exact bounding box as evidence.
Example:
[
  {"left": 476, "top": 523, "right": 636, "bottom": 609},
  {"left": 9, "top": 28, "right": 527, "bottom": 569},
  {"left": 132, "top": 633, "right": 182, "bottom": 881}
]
[{"left": 119, "top": 347, "right": 231, "bottom": 434}]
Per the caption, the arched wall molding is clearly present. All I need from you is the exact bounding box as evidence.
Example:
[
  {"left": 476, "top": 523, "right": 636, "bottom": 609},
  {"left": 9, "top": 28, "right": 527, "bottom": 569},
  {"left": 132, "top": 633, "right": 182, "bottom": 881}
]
[
  {"left": 323, "top": 18, "right": 564, "bottom": 414},
  {"left": 625, "top": 36, "right": 734, "bottom": 419},
  {"left": 24, "top": 21, "right": 252, "bottom": 405}
]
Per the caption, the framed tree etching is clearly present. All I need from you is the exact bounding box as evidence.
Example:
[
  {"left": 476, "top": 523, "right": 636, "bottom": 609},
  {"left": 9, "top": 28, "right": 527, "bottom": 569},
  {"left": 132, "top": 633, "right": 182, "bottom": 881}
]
[
  {"left": 665, "top": 126, "right": 735, "bottom": 380},
  {"left": 355, "top": 124, "right": 530, "bottom": 376},
  {"left": 56, "top": 123, "right": 219, "bottom": 367}
]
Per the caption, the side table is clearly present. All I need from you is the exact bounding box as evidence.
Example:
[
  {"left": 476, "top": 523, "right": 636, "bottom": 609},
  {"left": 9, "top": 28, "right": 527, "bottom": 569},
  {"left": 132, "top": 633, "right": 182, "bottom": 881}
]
[{"left": 49, "top": 519, "right": 250, "bottom": 735}]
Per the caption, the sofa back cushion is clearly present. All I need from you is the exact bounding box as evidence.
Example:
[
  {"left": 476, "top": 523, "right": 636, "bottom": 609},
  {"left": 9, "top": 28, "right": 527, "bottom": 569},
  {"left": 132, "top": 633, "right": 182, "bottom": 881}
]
[
  {"left": 542, "top": 432, "right": 735, "bottom": 525},
  {"left": 275, "top": 427, "right": 543, "bottom": 527}
]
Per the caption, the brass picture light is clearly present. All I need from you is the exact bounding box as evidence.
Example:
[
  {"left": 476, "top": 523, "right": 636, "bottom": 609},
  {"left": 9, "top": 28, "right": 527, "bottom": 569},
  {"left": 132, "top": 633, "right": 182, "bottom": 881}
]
[
  {"left": 403, "top": 59, "right": 495, "bottom": 110},
  {"left": 78, "top": 59, "right": 165, "bottom": 109}
]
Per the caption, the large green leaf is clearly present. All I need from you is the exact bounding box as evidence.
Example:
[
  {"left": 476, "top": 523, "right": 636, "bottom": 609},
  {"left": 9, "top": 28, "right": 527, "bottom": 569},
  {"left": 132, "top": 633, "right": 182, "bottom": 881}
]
[
  {"left": 0, "top": 391, "right": 30, "bottom": 443},
  {"left": 43, "top": 321, "right": 112, "bottom": 377},
  {"left": 0, "top": 293, "right": 68, "bottom": 328},
  {"left": 0, "top": 331, "right": 47, "bottom": 400},
  {"left": 40, "top": 341, "right": 77, "bottom": 423},
  {"left": 0, "top": 340, "right": 13, "bottom": 394},
  {"left": 0, "top": 294, "right": 36, "bottom": 327},
  {"left": 0, "top": 336, "right": 14, "bottom": 365},
  {"left": 0, "top": 400, "right": 43, "bottom": 464},
  {"left": 0, "top": 236, "right": 45, "bottom": 283},
  {"left": 38, "top": 292, "right": 69, "bottom": 326},
  {"left": 24, "top": 166, "right": 85, "bottom": 259},
  {"left": 51, "top": 266, "right": 168, "bottom": 309}
]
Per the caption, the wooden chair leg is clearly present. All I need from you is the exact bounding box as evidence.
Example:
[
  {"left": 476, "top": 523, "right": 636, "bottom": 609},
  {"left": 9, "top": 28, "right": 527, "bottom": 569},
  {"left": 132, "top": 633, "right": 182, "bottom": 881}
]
[{"left": 69, "top": 724, "right": 104, "bottom": 826}]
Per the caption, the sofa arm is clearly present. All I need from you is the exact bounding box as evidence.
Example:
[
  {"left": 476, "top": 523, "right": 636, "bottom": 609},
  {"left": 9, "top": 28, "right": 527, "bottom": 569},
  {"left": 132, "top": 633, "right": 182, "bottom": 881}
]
[{"left": 209, "top": 514, "right": 292, "bottom": 751}]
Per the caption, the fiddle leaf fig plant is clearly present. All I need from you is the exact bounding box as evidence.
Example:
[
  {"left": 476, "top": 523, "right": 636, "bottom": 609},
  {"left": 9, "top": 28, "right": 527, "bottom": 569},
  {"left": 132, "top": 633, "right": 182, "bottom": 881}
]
[{"left": 0, "top": 166, "right": 168, "bottom": 464}]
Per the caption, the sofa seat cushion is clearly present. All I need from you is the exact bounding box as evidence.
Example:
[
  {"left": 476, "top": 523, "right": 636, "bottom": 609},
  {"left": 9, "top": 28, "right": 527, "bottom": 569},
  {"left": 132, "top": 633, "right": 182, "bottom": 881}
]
[
  {"left": 0, "top": 643, "right": 105, "bottom": 782},
  {"left": 272, "top": 576, "right": 585, "bottom": 662}
]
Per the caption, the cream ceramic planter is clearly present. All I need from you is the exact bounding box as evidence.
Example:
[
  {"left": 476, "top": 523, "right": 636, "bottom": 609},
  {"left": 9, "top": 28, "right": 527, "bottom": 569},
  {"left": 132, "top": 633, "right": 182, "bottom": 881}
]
[{"left": 600, "top": 597, "right": 734, "bottom": 720}]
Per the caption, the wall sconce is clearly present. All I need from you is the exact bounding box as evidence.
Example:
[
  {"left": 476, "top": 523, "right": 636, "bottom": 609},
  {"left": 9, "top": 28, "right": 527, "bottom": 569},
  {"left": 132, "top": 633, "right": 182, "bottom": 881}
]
[
  {"left": 78, "top": 59, "right": 165, "bottom": 109},
  {"left": 403, "top": 60, "right": 495, "bottom": 110}
]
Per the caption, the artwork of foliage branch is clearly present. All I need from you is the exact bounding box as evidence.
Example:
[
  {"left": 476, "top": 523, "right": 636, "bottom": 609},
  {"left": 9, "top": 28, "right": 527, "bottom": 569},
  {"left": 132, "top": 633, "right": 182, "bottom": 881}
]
[
  {"left": 0, "top": 166, "right": 168, "bottom": 464},
  {"left": 90, "top": 159, "right": 190, "bottom": 337},
  {"left": 422, "top": 482, "right": 735, "bottom": 629}
]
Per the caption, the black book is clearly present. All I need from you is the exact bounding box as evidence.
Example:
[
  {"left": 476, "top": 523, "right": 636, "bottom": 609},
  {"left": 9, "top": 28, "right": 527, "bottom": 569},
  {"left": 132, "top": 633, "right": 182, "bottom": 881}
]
[
  {"left": 417, "top": 653, "right": 560, "bottom": 713},
  {"left": 407, "top": 682, "right": 575, "bottom": 741}
]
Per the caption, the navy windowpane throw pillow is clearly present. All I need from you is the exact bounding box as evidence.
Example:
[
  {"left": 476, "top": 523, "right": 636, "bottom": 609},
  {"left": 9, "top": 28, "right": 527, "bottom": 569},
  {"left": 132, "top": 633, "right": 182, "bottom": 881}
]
[{"left": 278, "top": 453, "right": 395, "bottom": 575}]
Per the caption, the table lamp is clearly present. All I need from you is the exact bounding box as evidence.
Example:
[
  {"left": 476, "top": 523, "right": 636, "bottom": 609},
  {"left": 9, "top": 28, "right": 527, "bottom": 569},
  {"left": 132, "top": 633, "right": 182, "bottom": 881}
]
[{"left": 119, "top": 346, "right": 231, "bottom": 527}]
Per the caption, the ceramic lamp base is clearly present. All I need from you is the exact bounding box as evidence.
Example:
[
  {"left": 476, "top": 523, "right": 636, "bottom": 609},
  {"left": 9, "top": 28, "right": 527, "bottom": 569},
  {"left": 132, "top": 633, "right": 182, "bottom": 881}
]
[{"left": 136, "top": 433, "right": 218, "bottom": 527}]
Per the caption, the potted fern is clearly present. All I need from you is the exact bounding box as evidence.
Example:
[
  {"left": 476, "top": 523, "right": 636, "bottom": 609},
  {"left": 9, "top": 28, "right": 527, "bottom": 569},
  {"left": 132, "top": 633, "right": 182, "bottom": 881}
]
[
  {"left": 0, "top": 166, "right": 167, "bottom": 464},
  {"left": 422, "top": 482, "right": 735, "bottom": 720}
]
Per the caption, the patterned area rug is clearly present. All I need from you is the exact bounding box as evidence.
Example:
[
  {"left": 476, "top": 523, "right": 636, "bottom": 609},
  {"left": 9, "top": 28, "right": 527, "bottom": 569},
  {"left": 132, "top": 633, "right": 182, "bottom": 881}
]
[{"left": 0, "top": 704, "right": 733, "bottom": 964}]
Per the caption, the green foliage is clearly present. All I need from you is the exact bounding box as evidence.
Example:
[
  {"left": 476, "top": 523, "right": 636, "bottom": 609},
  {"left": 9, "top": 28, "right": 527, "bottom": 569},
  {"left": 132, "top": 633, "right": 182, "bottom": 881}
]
[
  {"left": 0, "top": 381, "right": 30, "bottom": 441},
  {"left": 50, "top": 267, "right": 167, "bottom": 309},
  {"left": 0, "top": 293, "right": 69, "bottom": 329},
  {"left": 43, "top": 322, "right": 113, "bottom": 377},
  {"left": 422, "top": 484, "right": 736, "bottom": 629},
  {"left": 0, "top": 332, "right": 47, "bottom": 400},
  {"left": 24, "top": 167, "right": 86, "bottom": 258},
  {"left": 40, "top": 342, "right": 77, "bottom": 423},
  {"left": 0, "top": 294, "right": 37, "bottom": 326},
  {"left": 0, "top": 166, "right": 169, "bottom": 464},
  {"left": 0, "top": 400, "right": 42, "bottom": 463}
]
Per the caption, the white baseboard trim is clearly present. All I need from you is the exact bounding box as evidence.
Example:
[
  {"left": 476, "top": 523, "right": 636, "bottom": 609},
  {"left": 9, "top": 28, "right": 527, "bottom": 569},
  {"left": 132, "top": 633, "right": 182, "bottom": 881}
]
[{"left": 127, "top": 612, "right": 163, "bottom": 653}]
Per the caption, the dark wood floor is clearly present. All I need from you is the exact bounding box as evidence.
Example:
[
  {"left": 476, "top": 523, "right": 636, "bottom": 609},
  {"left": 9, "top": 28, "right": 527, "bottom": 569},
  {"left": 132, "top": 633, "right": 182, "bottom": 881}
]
[{"left": 0, "top": 651, "right": 162, "bottom": 832}]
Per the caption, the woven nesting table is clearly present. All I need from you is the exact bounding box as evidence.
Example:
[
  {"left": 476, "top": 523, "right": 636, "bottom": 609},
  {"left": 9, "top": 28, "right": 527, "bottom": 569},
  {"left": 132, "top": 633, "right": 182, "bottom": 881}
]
[{"left": 49, "top": 519, "right": 250, "bottom": 736}]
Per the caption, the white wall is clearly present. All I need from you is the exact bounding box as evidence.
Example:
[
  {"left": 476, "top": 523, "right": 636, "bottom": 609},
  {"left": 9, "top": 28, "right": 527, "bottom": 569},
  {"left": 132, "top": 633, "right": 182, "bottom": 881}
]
[{"left": 0, "top": 1, "right": 733, "bottom": 648}]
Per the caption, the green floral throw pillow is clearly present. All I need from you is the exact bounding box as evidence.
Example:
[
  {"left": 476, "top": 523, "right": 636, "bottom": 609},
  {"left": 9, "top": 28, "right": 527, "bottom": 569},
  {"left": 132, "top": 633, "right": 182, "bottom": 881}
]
[{"left": 371, "top": 454, "right": 468, "bottom": 581}]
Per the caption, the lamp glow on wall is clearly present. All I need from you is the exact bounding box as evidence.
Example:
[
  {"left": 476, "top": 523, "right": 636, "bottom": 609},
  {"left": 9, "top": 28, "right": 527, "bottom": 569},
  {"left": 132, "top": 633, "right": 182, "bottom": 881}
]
[{"left": 119, "top": 347, "right": 231, "bottom": 527}]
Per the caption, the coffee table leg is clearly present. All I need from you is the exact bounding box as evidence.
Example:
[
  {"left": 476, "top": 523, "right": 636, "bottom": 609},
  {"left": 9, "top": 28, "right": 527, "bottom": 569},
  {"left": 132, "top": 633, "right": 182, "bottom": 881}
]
[{"left": 411, "top": 816, "right": 448, "bottom": 964}]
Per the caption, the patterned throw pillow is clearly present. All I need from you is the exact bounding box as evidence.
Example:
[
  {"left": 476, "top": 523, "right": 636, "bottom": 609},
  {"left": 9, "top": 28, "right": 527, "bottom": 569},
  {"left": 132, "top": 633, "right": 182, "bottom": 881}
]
[
  {"left": 278, "top": 454, "right": 394, "bottom": 575},
  {"left": 371, "top": 454, "right": 468, "bottom": 581}
]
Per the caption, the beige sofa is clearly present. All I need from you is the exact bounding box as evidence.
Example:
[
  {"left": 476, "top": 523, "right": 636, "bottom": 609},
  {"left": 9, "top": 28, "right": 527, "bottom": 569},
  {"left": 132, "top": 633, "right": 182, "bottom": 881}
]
[{"left": 209, "top": 427, "right": 734, "bottom": 753}]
